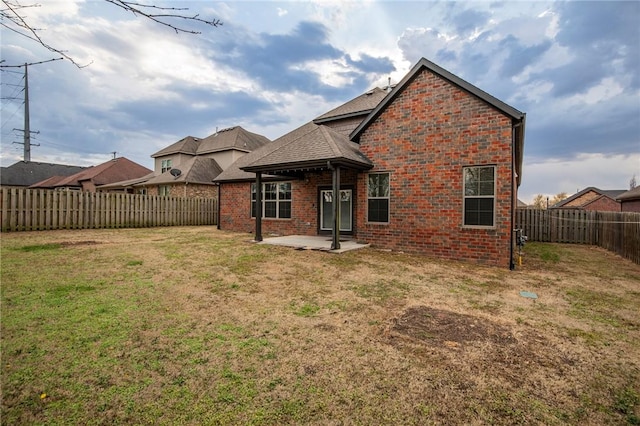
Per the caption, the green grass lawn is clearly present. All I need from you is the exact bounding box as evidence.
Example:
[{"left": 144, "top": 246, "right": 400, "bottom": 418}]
[{"left": 1, "top": 227, "right": 639, "bottom": 425}]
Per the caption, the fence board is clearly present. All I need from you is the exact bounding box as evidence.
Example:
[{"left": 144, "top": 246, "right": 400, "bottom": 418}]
[
  {"left": 1, "top": 188, "right": 217, "bottom": 233},
  {"left": 517, "top": 208, "right": 640, "bottom": 265}
]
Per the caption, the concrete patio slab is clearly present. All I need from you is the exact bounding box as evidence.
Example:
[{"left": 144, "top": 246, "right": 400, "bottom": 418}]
[{"left": 258, "top": 235, "right": 369, "bottom": 253}]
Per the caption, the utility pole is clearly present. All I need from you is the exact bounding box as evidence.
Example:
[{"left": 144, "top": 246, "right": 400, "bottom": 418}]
[
  {"left": 23, "top": 62, "right": 31, "bottom": 161},
  {"left": 12, "top": 63, "right": 39, "bottom": 162}
]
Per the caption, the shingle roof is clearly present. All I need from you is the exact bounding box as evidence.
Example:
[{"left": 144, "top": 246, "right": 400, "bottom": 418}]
[
  {"left": 1, "top": 161, "right": 87, "bottom": 187},
  {"left": 214, "top": 122, "right": 374, "bottom": 182},
  {"left": 96, "top": 172, "right": 155, "bottom": 189},
  {"left": 240, "top": 122, "right": 373, "bottom": 174},
  {"left": 30, "top": 157, "right": 152, "bottom": 188},
  {"left": 552, "top": 187, "right": 627, "bottom": 208},
  {"left": 314, "top": 87, "right": 389, "bottom": 123},
  {"left": 29, "top": 175, "right": 69, "bottom": 188},
  {"left": 212, "top": 144, "right": 278, "bottom": 182},
  {"left": 140, "top": 157, "right": 222, "bottom": 186},
  {"left": 151, "top": 127, "right": 271, "bottom": 158},
  {"left": 197, "top": 126, "right": 271, "bottom": 155},
  {"left": 617, "top": 186, "right": 640, "bottom": 201},
  {"left": 151, "top": 136, "right": 200, "bottom": 158}
]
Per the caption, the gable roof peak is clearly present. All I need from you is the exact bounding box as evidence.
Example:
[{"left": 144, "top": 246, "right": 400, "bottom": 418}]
[
  {"left": 349, "top": 56, "right": 526, "bottom": 186},
  {"left": 351, "top": 57, "right": 525, "bottom": 142}
]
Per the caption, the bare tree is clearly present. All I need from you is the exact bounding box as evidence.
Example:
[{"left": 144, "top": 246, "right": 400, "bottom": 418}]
[
  {"left": 531, "top": 194, "right": 547, "bottom": 209},
  {"left": 550, "top": 192, "right": 568, "bottom": 207},
  {"left": 1, "top": 0, "right": 222, "bottom": 68},
  {"left": 630, "top": 174, "right": 637, "bottom": 190}
]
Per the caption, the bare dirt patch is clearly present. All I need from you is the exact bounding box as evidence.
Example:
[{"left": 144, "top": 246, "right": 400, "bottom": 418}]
[{"left": 388, "top": 305, "right": 518, "bottom": 347}]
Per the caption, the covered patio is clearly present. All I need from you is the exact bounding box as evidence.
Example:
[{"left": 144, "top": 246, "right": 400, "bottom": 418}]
[{"left": 239, "top": 122, "right": 374, "bottom": 250}]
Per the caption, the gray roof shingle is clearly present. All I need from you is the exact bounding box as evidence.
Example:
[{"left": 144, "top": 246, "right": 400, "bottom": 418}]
[
  {"left": 139, "top": 157, "right": 223, "bottom": 186},
  {"left": 314, "top": 87, "right": 389, "bottom": 123},
  {"left": 617, "top": 186, "right": 640, "bottom": 201},
  {"left": 151, "top": 127, "right": 271, "bottom": 158},
  {"left": 1, "top": 161, "right": 87, "bottom": 187},
  {"left": 241, "top": 122, "right": 372, "bottom": 173},
  {"left": 151, "top": 136, "right": 200, "bottom": 158}
]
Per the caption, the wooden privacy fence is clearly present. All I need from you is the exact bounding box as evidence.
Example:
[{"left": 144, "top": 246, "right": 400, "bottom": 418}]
[
  {"left": 516, "top": 208, "right": 640, "bottom": 265},
  {"left": 1, "top": 188, "right": 217, "bottom": 232}
]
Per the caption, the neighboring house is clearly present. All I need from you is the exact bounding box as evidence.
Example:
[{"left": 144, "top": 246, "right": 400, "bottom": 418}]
[
  {"left": 0, "top": 161, "right": 87, "bottom": 188},
  {"left": 617, "top": 186, "right": 640, "bottom": 212},
  {"left": 551, "top": 187, "right": 626, "bottom": 211},
  {"left": 135, "top": 157, "right": 223, "bottom": 198},
  {"left": 30, "top": 157, "right": 152, "bottom": 192},
  {"left": 215, "top": 57, "right": 526, "bottom": 268},
  {"left": 103, "top": 126, "right": 270, "bottom": 197}
]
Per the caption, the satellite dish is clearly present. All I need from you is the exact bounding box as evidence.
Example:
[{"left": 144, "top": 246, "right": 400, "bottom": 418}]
[{"left": 170, "top": 168, "right": 182, "bottom": 177}]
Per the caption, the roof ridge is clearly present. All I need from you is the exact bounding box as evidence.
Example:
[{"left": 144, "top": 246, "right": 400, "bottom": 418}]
[
  {"left": 318, "top": 125, "right": 344, "bottom": 158},
  {"left": 266, "top": 123, "right": 318, "bottom": 154}
]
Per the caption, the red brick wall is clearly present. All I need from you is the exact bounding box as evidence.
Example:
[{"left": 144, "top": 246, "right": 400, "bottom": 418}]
[
  {"left": 355, "top": 68, "right": 515, "bottom": 267},
  {"left": 219, "top": 170, "right": 358, "bottom": 237},
  {"left": 584, "top": 196, "right": 621, "bottom": 212},
  {"left": 564, "top": 190, "right": 599, "bottom": 207},
  {"left": 621, "top": 199, "right": 640, "bottom": 212}
]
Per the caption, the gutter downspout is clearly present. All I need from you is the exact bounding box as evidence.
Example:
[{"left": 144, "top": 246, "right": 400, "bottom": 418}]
[
  {"left": 216, "top": 183, "right": 221, "bottom": 230},
  {"left": 255, "top": 172, "right": 263, "bottom": 242},
  {"left": 510, "top": 120, "right": 523, "bottom": 270}
]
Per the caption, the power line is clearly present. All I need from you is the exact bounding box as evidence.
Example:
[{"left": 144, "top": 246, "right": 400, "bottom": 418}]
[
  {"left": 30, "top": 135, "right": 104, "bottom": 155},
  {"left": 0, "top": 103, "right": 24, "bottom": 131},
  {"left": 0, "top": 57, "right": 64, "bottom": 68},
  {"left": 1, "top": 68, "right": 24, "bottom": 74}
]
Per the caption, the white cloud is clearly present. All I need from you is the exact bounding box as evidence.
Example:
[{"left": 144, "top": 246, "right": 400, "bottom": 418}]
[
  {"left": 290, "top": 58, "right": 353, "bottom": 87},
  {"left": 277, "top": 7, "right": 288, "bottom": 17},
  {"left": 24, "top": 0, "right": 84, "bottom": 24},
  {"left": 519, "top": 153, "right": 640, "bottom": 203}
]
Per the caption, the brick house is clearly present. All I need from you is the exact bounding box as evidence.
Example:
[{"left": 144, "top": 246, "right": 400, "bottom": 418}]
[
  {"left": 101, "top": 126, "right": 270, "bottom": 197},
  {"left": 30, "top": 157, "right": 151, "bottom": 192},
  {"left": 617, "top": 187, "right": 640, "bottom": 212},
  {"left": 551, "top": 187, "right": 625, "bottom": 212},
  {"left": 215, "top": 58, "right": 526, "bottom": 268}
]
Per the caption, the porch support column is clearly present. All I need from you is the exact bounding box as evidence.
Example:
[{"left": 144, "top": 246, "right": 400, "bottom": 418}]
[
  {"left": 331, "top": 164, "right": 341, "bottom": 250},
  {"left": 255, "top": 172, "right": 263, "bottom": 242}
]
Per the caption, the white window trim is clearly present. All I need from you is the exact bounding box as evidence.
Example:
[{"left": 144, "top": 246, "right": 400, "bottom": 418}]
[
  {"left": 366, "top": 172, "right": 390, "bottom": 224},
  {"left": 320, "top": 189, "right": 353, "bottom": 231},
  {"left": 251, "top": 182, "right": 292, "bottom": 219},
  {"left": 161, "top": 159, "right": 172, "bottom": 174},
  {"left": 462, "top": 165, "right": 496, "bottom": 228}
]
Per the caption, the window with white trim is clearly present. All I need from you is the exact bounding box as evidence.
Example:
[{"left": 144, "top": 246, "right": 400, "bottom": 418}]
[
  {"left": 251, "top": 182, "right": 292, "bottom": 219},
  {"left": 367, "top": 173, "right": 390, "bottom": 223},
  {"left": 463, "top": 166, "right": 495, "bottom": 227},
  {"left": 161, "top": 159, "right": 172, "bottom": 173},
  {"left": 159, "top": 185, "right": 170, "bottom": 197}
]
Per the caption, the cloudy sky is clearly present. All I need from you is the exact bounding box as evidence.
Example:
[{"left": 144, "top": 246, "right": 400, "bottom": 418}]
[{"left": 1, "top": 0, "right": 638, "bottom": 202}]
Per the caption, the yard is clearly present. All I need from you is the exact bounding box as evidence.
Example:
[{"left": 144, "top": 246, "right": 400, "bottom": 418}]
[{"left": 1, "top": 227, "right": 639, "bottom": 425}]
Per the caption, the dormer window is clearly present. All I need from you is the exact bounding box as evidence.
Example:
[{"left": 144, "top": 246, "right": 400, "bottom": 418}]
[{"left": 161, "top": 159, "right": 172, "bottom": 173}]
